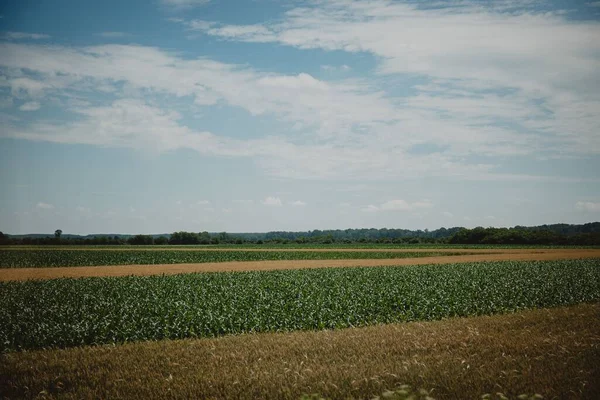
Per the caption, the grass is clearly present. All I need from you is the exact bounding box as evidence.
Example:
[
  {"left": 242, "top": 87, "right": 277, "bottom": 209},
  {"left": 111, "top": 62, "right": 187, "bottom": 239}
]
[
  {"left": 0, "top": 249, "right": 467, "bottom": 268},
  {"left": 1, "top": 303, "right": 598, "bottom": 399},
  {"left": 2, "top": 259, "right": 599, "bottom": 351}
]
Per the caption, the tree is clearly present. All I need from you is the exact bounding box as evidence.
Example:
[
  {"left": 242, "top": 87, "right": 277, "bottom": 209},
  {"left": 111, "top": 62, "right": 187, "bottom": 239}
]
[
  {"left": 154, "top": 236, "right": 169, "bottom": 245},
  {"left": 128, "top": 234, "right": 154, "bottom": 245},
  {"left": 198, "top": 231, "right": 211, "bottom": 245},
  {"left": 54, "top": 229, "right": 62, "bottom": 239}
]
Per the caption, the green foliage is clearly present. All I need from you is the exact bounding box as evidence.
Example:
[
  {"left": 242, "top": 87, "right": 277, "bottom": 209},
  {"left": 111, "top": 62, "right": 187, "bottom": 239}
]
[
  {"left": 3, "top": 222, "right": 600, "bottom": 245},
  {"left": 169, "top": 231, "right": 205, "bottom": 245},
  {"left": 154, "top": 236, "right": 169, "bottom": 245},
  {"left": 1, "top": 259, "right": 598, "bottom": 351},
  {"left": 0, "top": 250, "right": 455, "bottom": 268},
  {"left": 449, "top": 226, "right": 600, "bottom": 245},
  {"left": 127, "top": 234, "right": 154, "bottom": 245}
]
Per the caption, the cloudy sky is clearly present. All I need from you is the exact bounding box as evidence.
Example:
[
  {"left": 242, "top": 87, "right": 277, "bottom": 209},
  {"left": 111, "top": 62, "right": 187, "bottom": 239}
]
[{"left": 1, "top": 0, "right": 599, "bottom": 234}]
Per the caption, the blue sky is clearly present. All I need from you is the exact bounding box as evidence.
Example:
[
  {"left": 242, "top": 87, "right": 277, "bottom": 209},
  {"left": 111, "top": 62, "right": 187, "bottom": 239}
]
[{"left": 1, "top": 0, "right": 599, "bottom": 234}]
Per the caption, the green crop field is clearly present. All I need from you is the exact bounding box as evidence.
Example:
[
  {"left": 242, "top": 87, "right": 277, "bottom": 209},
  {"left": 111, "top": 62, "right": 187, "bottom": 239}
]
[
  {"left": 2, "top": 244, "right": 598, "bottom": 251},
  {"left": 1, "top": 259, "right": 598, "bottom": 352},
  {"left": 0, "top": 249, "right": 464, "bottom": 268}
]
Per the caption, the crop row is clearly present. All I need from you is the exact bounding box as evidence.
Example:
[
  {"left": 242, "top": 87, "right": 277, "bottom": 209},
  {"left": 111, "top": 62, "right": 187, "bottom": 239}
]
[
  {"left": 1, "top": 259, "right": 598, "bottom": 351},
  {"left": 0, "top": 250, "right": 458, "bottom": 268},
  {"left": 2, "top": 244, "right": 594, "bottom": 250}
]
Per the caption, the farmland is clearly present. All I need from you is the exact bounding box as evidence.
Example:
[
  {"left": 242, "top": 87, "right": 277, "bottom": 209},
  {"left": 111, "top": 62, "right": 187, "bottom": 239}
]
[
  {"left": 0, "top": 249, "right": 468, "bottom": 268},
  {"left": 1, "top": 246, "right": 599, "bottom": 399},
  {"left": 1, "top": 247, "right": 599, "bottom": 281},
  {"left": 2, "top": 259, "right": 599, "bottom": 351},
  {"left": 2, "top": 303, "right": 598, "bottom": 399}
]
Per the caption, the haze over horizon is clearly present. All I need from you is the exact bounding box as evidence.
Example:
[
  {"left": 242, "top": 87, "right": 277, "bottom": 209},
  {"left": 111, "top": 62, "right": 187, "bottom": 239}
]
[{"left": 1, "top": 0, "right": 600, "bottom": 235}]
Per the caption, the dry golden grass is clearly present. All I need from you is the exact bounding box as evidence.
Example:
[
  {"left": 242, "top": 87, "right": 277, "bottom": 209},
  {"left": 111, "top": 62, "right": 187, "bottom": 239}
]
[
  {"left": 2, "top": 303, "right": 599, "bottom": 399},
  {"left": 1, "top": 248, "right": 599, "bottom": 281}
]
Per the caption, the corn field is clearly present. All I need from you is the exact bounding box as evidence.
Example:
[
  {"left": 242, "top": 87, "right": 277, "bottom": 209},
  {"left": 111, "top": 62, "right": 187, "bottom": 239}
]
[{"left": 1, "top": 259, "right": 598, "bottom": 351}]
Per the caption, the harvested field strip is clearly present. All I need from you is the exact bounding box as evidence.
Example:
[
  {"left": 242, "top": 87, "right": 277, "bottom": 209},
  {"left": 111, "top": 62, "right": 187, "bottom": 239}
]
[
  {"left": 0, "top": 250, "right": 472, "bottom": 268},
  {"left": 1, "top": 259, "right": 599, "bottom": 351},
  {"left": 2, "top": 249, "right": 600, "bottom": 281},
  {"left": 1, "top": 303, "right": 598, "bottom": 400}
]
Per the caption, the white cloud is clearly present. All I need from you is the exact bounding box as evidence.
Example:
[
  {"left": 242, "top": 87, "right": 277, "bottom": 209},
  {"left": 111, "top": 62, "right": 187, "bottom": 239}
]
[
  {"left": 588, "top": 2, "right": 600, "bottom": 7},
  {"left": 1, "top": 4, "right": 599, "bottom": 183},
  {"left": 0, "top": 89, "right": 547, "bottom": 182},
  {"left": 0, "top": 43, "right": 397, "bottom": 138},
  {"left": 485, "top": 215, "right": 497, "bottom": 220},
  {"left": 321, "top": 64, "right": 351, "bottom": 71},
  {"left": 98, "top": 32, "right": 127, "bottom": 38},
  {"left": 36, "top": 202, "right": 54, "bottom": 209},
  {"left": 411, "top": 200, "right": 434, "bottom": 209},
  {"left": 3, "top": 32, "right": 50, "bottom": 40},
  {"left": 379, "top": 199, "right": 433, "bottom": 211},
  {"left": 379, "top": 199, "right": 412, "bottom": 211},
  {"left": 575, "top": 201, "right": 600, "bottom": 212},
  {"left": 183, "top": 0, "right": 600, "bottom": 156},
  {"left": 442, "top": 211, "right": 454, "bottom": 218},
  {"left": 363, "top": 199, "right": 434, "bottom": 213},
  {"left": 262, "top": 196, "right": 283, "bottom": 207},
  {"left": 197, "top": 200, "right": 210, "bottom": 205},
  {"left": 290, "top": 200, "right": 307, "bottom": 206},
  {"left": 198, "top": 23, "right": 272, "bottom": 40},
  {"left": 5, "top": 77, "right": 54, "bottom": 98},
  {"left": 361, "top": 205, "right": 379, "bottom": 213},
  {"left": 19, "top": 101, "right": 40, "bottom": 111},
  {"left": 189, "top": 1, "right": 600, "bottom": 98},
  {"left": 4, "top": 99, "right": 227, "bottom": 152}
]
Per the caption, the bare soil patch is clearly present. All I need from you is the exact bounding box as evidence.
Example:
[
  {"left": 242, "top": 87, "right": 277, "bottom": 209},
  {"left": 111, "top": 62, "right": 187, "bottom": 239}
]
[{"left": 1, "top": 248, "right": 598, "bottom": 281}]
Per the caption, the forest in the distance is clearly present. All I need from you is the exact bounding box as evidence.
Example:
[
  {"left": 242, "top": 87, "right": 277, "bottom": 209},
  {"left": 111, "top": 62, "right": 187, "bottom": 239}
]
[{"left": 1, "top": 222, "right": 599, "bottom": 246}]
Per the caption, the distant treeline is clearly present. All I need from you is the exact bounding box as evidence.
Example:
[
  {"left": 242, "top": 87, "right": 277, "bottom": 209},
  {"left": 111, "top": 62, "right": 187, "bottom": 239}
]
[
  {"left": 1, "top": 223, "right": 599, "bottom": 246},
  {"left": 448, "top": 226, "right": 600, "bottom": 245}
]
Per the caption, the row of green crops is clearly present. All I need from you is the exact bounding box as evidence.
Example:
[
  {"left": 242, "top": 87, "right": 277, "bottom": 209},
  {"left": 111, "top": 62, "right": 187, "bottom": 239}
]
[
  {"left": 3, "top": 244, "right": 597, "bottom": 250},
  {"left": 0, "top": 250, "right": 463, "bottom": 268},
  {"left": 1, "top": 259, "right": 598, "bottom": 351}
]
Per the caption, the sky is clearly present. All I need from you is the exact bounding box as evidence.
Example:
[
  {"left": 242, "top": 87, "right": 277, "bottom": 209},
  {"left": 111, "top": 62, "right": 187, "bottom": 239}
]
[{"left": 0, "top": 0, "right": 599, "bottom": 234}]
